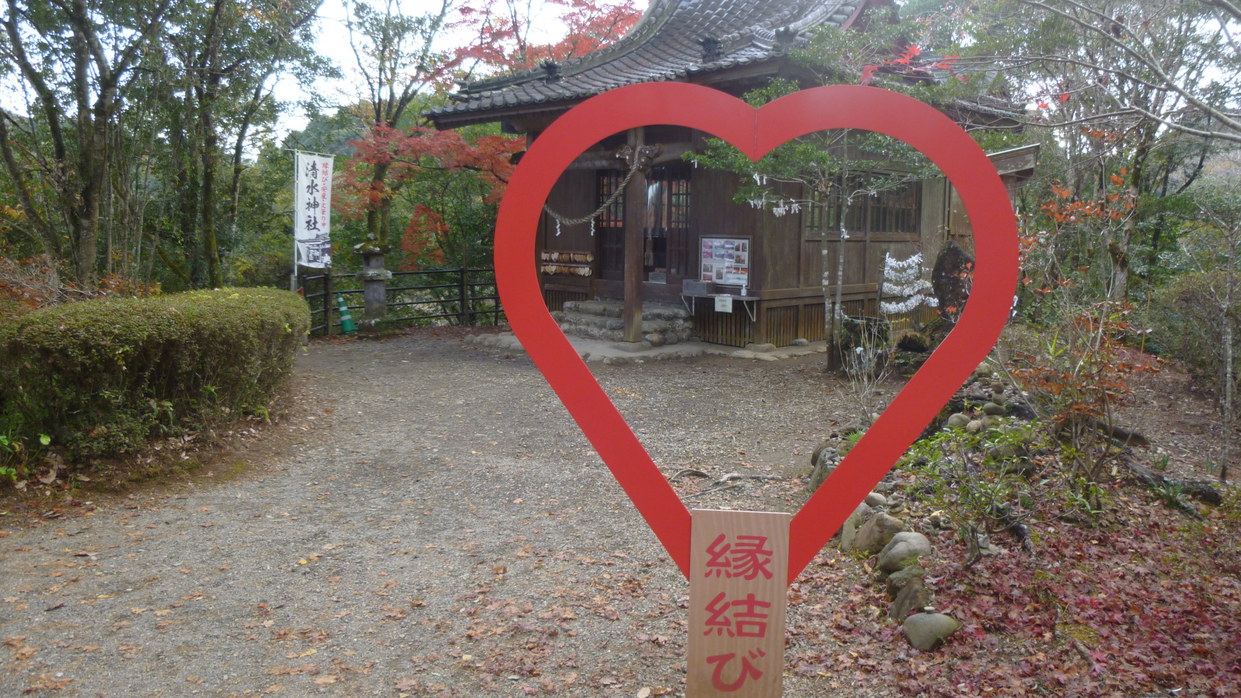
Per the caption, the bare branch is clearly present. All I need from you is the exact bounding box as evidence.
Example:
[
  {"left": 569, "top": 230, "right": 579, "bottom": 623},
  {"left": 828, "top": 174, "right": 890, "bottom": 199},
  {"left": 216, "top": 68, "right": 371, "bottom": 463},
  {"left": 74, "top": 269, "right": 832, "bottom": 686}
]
[{"left": 1015, "top": 0, "right": 1241, "bottom": 142}]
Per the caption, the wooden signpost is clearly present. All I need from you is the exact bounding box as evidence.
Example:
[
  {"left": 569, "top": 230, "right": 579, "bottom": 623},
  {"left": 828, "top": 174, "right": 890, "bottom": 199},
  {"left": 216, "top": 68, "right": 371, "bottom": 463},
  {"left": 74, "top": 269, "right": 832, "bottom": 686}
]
[
  {"left": 687, "top": 510, "right": 790, "bottom": 696},
  {"left": 493, "top": 83, "right": 1019, "bottom": 695}
]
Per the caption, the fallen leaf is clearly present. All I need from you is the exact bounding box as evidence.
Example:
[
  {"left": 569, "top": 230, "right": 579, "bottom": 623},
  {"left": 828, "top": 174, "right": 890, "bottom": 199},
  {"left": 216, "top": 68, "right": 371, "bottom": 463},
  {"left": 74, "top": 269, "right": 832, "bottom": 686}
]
[{"left": 26, "top": 675, "right": 72, "bottom": 691}]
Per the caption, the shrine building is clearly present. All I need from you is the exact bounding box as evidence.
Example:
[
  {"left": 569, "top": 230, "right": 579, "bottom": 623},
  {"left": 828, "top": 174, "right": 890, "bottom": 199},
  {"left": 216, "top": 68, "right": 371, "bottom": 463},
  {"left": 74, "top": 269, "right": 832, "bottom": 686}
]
[{"left": 428, "top": 0, "right": 1035, "bottom": 347}]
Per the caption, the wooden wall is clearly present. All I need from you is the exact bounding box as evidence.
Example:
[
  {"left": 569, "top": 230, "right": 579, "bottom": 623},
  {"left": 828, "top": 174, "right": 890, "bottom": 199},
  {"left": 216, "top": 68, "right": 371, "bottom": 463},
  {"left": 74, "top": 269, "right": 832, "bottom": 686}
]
[{"left": 533, "top": 129, "right": 964, "bottom": 346}]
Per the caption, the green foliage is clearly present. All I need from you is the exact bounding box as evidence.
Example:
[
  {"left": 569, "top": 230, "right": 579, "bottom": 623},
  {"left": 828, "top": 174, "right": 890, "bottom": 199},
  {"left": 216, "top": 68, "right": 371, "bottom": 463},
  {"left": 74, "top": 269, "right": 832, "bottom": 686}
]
[
  {"left": 905, "top": 421, "right": 1036, "bottom": 534},
  {"left": 903, "top": 416, "right": 1110, "bottom": 536},
  {"left": 1149, "top": 270, "right": 1240, "bottom": 381},
  {"left": 0, "top": 288, "right": 309, "bottom": 467},
  {"left": 1146, "top": 181, "right": 1241, "bottom": 434}
]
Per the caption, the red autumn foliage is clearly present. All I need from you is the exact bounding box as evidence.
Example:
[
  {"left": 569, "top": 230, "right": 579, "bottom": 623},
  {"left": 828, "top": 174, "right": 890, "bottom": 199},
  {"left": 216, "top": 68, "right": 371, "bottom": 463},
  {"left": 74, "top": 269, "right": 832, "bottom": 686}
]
[
  {"left": 338, "top": 125, "right": 521, "bottom": 219},
  {"left": 400, "top": 205, "right": 450, "bottom": 268},
  {"left": 453, "top": 0, "right": 641, "bottom": 71},
  {"left": 902, "top": 488, "right": 1241, "bottom": 696},
  {"left": 1040, "top": 171, "right": 1135, "bottom": 227},
  {"left": 339, "top": 1, "right": 640, "bottom": 269},
  {"left": 860, "top": 43, "right": 962, "bottom": 86}
]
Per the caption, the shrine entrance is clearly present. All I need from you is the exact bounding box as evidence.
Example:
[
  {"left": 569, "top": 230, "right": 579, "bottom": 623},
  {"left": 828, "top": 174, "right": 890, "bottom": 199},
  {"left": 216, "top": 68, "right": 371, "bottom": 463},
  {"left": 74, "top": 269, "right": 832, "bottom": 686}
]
[{"left": 596, "top": 163, "right": 692, "bottom": 287}]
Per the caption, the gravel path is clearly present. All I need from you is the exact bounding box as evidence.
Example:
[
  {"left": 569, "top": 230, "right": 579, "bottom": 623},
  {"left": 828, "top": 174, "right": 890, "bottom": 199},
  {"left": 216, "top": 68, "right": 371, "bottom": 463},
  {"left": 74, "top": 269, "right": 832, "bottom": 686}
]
[{"left": 1, "top": 331, "right": 901, "bottom": 697}]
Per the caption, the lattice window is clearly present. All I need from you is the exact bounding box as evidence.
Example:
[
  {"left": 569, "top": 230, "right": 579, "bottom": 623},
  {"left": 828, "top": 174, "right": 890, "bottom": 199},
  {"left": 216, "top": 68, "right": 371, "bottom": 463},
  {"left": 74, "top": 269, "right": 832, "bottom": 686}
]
[
  {"left": 803, "top": 177, "right": 920, "bottom": 238},
  {"left": 597, "top": 171, "right": 626, "bottom": 279},
  {"left": 595, "top": 165, "right": 693, "bottom": 280},
  {"left": 645, "top": 164, "right": 692, "bottom": 277}
]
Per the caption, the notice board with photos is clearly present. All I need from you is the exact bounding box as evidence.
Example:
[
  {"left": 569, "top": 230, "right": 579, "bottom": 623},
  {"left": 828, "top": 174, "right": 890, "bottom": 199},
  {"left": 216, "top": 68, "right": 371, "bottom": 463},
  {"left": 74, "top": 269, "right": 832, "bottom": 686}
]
[{"left": 699, "top": 237, "right": 750, "bottom": 287}]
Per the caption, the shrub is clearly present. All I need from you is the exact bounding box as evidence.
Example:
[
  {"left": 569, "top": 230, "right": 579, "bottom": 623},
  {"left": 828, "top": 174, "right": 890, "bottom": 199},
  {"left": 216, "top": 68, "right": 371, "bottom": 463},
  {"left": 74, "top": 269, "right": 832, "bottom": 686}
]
[
  {"left": 1008, "top": 302, "right": 1155, "bottom": 481},
  {"left": 896, "top": 331, "right": 931, "bottom": 353},
  {"left": 0, "top": 288, "right": 309, "bottom": 466},
  {"left": 1149, "top": 270, "right": 1240, "bottom": 391}
]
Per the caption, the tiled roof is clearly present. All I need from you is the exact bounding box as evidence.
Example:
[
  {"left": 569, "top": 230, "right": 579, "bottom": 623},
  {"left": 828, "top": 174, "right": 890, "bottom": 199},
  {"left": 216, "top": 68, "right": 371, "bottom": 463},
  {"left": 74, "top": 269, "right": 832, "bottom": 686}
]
[{"left": 428, "top": 0, "right": 872, "bottom": 128}]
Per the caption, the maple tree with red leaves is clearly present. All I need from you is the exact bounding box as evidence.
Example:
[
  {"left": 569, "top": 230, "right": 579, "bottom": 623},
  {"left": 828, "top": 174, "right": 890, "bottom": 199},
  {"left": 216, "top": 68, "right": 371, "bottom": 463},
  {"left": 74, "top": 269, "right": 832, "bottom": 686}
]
[
  {"left": 340, "top": 0, "right": 642, "bottom": 270},
  {"left": 453, "top": 0, "right": 641, "bottom": 74},
  {"left": 337, "top": 124, "right": 521, "bottom": 269}
]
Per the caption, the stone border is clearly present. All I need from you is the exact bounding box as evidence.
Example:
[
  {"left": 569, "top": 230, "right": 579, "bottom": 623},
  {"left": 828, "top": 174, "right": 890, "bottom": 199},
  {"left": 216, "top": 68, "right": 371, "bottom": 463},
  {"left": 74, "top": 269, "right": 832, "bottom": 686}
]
[{"left": 464, "top": 331, "right": 827, "bottom": 364}]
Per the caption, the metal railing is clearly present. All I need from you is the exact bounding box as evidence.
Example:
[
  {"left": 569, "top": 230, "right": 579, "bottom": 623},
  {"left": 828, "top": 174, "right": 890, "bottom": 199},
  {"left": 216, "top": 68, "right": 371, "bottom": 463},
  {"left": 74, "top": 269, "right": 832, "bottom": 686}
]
[{"left": 300, "top": 267, "right": 502, "bottom": 336}]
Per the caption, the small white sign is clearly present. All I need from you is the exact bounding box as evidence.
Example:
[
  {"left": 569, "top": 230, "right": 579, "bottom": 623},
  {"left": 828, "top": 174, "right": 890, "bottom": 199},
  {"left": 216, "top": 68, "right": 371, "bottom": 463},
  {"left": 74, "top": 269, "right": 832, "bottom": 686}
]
[{"left": 715, "top": 294, "right": 733, "bottom": 313}]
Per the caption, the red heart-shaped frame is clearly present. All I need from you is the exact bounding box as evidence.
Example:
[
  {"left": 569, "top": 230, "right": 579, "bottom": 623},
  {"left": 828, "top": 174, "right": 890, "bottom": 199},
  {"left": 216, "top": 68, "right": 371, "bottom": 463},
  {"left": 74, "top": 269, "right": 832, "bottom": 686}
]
[{"left": 494, "top": 83, "right": 1018, "bottom": 581}]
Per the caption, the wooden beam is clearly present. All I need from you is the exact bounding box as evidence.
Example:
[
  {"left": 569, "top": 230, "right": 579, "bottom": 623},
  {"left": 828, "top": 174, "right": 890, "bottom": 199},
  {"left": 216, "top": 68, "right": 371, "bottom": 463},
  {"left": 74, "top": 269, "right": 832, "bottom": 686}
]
[{"left": 564, "top": 143, "right": 691, "bottom": 170}]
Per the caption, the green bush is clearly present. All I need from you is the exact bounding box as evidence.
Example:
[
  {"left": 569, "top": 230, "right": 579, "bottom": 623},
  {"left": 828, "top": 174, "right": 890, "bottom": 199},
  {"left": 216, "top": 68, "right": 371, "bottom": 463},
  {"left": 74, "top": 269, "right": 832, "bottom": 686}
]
[
  {"left": 1148, "top": 270, "right": 1240, "bottom": 389},
  {"left": 0, "top": 288, "right": 309, "bottom": 465}
]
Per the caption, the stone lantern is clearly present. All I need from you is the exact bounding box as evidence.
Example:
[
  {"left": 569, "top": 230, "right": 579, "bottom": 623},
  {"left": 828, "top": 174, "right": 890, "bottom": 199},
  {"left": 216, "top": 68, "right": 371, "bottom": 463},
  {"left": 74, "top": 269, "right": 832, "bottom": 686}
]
[{"left": 354, "top": 238, "right": 391, "bottom": 327}]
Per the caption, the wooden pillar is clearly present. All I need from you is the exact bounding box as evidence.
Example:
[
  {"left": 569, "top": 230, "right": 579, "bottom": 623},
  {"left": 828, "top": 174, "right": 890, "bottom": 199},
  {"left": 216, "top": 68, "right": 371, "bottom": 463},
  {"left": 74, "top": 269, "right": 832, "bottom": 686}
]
[{"left": 622, "top": 127, "right": 647, "bottom": 343}]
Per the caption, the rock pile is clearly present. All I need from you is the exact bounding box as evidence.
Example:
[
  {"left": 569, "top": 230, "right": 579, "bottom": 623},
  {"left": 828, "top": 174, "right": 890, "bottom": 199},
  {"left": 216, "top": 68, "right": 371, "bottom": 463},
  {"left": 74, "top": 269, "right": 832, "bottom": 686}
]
[
  {"left": 830, "top": 479, "right": 962, "bottom": 652},
  {"left": 807, "top": 367, "right": 1049, "bottom": 653}
]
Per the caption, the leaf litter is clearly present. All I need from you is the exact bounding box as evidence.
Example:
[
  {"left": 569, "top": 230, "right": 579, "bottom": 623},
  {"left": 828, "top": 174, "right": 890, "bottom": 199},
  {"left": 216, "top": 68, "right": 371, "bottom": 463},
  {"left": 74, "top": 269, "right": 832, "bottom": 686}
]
[{"left": 0, "top": 328, "right": 1234, "bottom": 696}]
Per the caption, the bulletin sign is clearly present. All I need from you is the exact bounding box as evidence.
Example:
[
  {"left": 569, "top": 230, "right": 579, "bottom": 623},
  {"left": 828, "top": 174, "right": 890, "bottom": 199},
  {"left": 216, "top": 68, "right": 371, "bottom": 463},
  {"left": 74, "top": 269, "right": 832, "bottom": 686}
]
[{"left": 700, "top": 237, "right": 750, "bottom": 286}]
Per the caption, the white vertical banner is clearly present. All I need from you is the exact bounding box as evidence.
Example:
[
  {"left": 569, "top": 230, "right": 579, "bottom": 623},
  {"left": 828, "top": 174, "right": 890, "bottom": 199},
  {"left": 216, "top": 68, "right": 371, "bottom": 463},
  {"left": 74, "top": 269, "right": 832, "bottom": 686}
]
[{"left": 294, "top": 152, "right": 334, "bottom": 268}]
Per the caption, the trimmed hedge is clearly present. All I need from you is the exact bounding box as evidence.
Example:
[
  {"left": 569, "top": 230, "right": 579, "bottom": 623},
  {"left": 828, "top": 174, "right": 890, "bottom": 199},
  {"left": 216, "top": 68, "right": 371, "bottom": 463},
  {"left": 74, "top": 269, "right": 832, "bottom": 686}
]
[{"left": 0, "top": 288, "right": 309, "bottom": 462}]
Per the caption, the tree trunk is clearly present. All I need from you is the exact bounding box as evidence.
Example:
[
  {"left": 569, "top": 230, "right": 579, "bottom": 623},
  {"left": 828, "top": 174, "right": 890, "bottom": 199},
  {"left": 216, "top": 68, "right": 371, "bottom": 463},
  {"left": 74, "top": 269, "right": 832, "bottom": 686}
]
[
  {"left": 200, "top": 122, "right": 221, "bottom": 288},
  {"left": 366, "top": 160, "right": 392, "bottom": 246},
  {"left": 826, "top": 189, "right": 853, "bottom": 373},
  {"left": 70, "top": 5, "right": 100, "bottom": 286},
  {"left": 1222, "top": 238, "right": 1235, "bottom": 483}
]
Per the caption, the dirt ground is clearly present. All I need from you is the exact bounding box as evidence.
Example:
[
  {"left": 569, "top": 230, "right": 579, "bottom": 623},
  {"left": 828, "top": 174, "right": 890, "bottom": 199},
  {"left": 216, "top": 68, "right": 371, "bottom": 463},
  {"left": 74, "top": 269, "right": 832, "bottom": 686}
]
[{"left": 0, "top": 328, "right": 1222, "bottom": 696}]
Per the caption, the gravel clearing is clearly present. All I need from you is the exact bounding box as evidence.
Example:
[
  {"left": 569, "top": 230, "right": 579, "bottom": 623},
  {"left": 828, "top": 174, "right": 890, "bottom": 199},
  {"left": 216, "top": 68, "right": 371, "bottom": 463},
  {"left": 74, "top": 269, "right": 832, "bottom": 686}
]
[{"left": 1, "top": 330, "right": 906, "bottom": 697}]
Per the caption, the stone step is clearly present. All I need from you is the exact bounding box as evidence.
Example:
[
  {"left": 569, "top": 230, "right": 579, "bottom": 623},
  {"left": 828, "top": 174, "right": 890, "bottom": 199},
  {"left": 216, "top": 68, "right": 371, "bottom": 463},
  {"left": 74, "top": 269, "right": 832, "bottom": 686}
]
[
  {"left": 553, "top": 310, "right": 690, "bottom": 334},
  {"left": 562, "top": 299, "right": 622, "bottom": 318},
  {"left": 552, "top": 311, "right": 624, "bottom": 332},
  {"left": 561, "top": 299, "right": 690, "bottom": 322},
  {"left": 556, "top": 298, "right": 693, "bottom": 346},
  {"left": 558, "top": 323, "right": 626, "bottom": 343}
]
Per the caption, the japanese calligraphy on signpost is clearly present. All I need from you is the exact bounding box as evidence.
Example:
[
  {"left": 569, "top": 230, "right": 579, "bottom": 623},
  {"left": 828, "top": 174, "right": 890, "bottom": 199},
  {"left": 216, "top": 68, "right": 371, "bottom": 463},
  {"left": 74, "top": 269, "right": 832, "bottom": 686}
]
[
  {"left": 293, "top": 152, "right": 334, "bottom": 269},
  {"left": 688, "top": 510, "right": 790, "bottom": 696}
]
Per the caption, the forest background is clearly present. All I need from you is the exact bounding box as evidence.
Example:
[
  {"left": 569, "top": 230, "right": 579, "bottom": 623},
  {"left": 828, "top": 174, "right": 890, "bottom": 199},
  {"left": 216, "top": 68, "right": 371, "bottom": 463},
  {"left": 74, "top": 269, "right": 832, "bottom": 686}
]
[{"left": 1, "top": 0, "right": 1236, "bottom": 295}]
